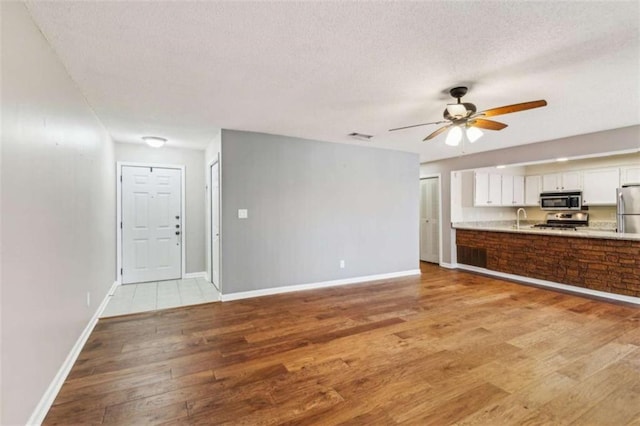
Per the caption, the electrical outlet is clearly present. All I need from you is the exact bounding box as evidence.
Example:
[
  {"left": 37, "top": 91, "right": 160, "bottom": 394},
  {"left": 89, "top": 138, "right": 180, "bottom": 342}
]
[
  {"left": 86, "top": 291, "right": 91, "bottom": 307},
  {"left": 340, "top": 260, "right": 345, "bottom": 269}
]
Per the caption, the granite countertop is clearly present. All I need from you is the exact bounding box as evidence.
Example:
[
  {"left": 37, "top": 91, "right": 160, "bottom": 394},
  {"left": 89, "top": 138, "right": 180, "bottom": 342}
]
[{"left": 452, "top": 221, "right": 640, "bottom": 241}]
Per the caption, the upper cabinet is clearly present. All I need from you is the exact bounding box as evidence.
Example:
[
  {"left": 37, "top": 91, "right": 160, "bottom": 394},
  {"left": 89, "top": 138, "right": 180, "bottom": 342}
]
[
  {"left": 621, "top": 166, "right": 640, "bottom": 185},
  {"left": 474, "top": 172, "right": 502, "bottom": 206},
  {"left": 582, "top": 168, "right": 619, "bottom": 205},
  {"left": 542, "top": 171, "right": 582, "bottom": 192},
  {"left": 458, "top": 153, "right": 638, "bottom": 212},
  {"left": 502, "top": 175, "right": 525, "bottom": 206},
  {"left": 525, "top": 175, "right": 541, "bottom": 206},
  {"left": 474, "top": 172, "right": 525, "bottom": 207},
  {"left": 513, "top": 175, "right": 525, "bottom": 205}
]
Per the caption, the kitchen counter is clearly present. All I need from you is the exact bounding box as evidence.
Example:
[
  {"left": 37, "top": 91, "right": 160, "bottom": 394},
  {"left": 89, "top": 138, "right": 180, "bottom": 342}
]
[
  {"left": 454, "top": 226, "right": 640, "bottom": 298},
  {"left": 452, "top": 222, "right": 640, "bottom": 241}
]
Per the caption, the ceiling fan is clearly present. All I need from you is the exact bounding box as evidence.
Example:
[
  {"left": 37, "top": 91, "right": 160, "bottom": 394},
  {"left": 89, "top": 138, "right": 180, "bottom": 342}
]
[{"left": 389, "top": 87, "right": 547, "bottom": 146}]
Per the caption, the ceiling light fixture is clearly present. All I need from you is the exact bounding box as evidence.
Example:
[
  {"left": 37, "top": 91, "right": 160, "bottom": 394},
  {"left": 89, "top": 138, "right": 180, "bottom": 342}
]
[
  {"left": 445, "top": 126, "right": 462, "bottom": 146},
  {"left": 444, "top": 125, "right": 484, "bottom": 147},
  {"left": 142, "top": 136, "right": 167, "bottom": 148},
  {"left": 496, "top": 165, "right": 506, "bottom": 169},
  {"left": 466, "top": 126, "right": 483, "bottom": 143},
  {"left": 446, "top": 103, "right": 467, "bottom": 119},
  {"left": 556, "top": 157, "right": 569, "bottom": 162}
]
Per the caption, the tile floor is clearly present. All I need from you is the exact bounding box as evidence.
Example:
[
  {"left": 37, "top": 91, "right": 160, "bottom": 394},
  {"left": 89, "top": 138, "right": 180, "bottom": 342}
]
[{"left": 101, "top": 277, "right": 219, "bottom": 317}]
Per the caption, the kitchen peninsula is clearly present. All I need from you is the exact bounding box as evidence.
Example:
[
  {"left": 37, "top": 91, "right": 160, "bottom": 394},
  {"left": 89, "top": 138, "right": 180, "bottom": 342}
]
[{"left": 453, "top": 223, "right": 640, "bottom": 298}]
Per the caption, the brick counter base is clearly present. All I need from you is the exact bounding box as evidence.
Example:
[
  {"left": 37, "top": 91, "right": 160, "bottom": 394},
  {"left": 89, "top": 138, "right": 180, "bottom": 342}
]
[{"left": 456, "top": 229, "right": 640, "bottom": 298}]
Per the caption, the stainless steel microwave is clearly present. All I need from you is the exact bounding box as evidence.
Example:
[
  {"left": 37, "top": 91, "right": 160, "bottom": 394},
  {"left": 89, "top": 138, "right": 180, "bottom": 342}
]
[{"left": 539, "top": 191, "right": 582, "bottom": 210}]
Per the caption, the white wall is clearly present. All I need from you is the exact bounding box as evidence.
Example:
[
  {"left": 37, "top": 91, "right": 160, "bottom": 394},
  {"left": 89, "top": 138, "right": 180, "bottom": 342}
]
[
  {"left": 114, "top": 142, "right": 206, "bottom": 273},
  {"left": 1, "top": 3, "right": 116, "bottom": 424},
  {"left": 421, "top": 125, "right": 640, "bottom": 264}
]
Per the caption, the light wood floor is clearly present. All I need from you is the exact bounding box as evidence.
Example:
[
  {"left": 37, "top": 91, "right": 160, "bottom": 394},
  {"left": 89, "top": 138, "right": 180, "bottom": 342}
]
[{"left": 45, "top": 263, "right": 640, "bottom": 425}]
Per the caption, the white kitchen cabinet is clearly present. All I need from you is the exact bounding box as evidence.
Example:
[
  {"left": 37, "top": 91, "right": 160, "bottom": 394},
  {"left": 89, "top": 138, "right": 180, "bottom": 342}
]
[
  {"left": 474, "top": 172, "right": 502, "bottom": 206},
  {"left": 542, "top": 171, "right": 582, "bottom": 192},
  {"left": 501, "top": 175, "right": 514, "bottom": 205},
  {"left": 582, "top": 168, "right": 619, "bottom": 205},
  {"left": 525, "top": 175, "right": 542, "bottom": 206},
  {"left": 501, "top": 175, "right": 525, "bottom": 206},
  {"left": 620, "top": 166, "right": 640, "bottom": 185},
  {"left": 513, "top": 175, "right": 525, "bottom": 205}
]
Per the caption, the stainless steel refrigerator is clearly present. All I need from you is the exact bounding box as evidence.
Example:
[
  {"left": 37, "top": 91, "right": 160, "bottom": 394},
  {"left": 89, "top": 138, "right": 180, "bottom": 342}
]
[{"left": 617, "top": 183, "right": 640, "bottom": 233}]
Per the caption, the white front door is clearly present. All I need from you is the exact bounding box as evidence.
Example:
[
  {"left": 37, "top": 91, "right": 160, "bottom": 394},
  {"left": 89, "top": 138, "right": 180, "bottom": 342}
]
[
  {"left": 210, "top": 161, "right": 220, "bottom": 289},
  {"left": 122, "top": 166, "right": 182, "bottom": 284},
  {"left": 420, "top": 177, "right": 440, "bottom": 263}
]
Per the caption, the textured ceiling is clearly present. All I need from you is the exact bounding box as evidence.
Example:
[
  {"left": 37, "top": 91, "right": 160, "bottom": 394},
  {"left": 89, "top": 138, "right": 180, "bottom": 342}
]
[{"left": 25, "top": 1, "right": 640, "bottom": 162}]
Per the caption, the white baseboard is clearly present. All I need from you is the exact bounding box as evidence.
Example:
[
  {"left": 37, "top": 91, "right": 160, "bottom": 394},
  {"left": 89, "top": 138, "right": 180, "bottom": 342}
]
[
  {"left": 183, "top": 271, "right": 207, "bottom": 279},
  {"left": 109, "top": 279, "right": 121, "bottom": 296},
  {"left": 439, "top": 262, "right": 457, "bottom": 269},
  {"left": 455, "top": 264, "right": 640, "bottom": 306},
  {"left": 27, "top": 281, "right": 118, "bottom": 425},
  {"left": 221, "top": 269, "right": 421, "bottom": 302}
]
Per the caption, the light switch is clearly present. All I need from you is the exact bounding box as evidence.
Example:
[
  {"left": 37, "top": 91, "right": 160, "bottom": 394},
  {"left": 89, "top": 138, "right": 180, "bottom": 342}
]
[{"left": 238, "top": 209, "right": 248, "bottom": 219}]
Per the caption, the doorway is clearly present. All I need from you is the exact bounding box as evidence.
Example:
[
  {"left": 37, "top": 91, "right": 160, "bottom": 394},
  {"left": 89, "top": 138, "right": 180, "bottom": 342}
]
[
  {"left": 117, "top": 162, "right": 185, "bottom": 284},
  {"left": 420, "top": 176, "right": 441, "bottom": 264},
  {"left": 209, "top": 158, "right": 221, "bottom": 291}
]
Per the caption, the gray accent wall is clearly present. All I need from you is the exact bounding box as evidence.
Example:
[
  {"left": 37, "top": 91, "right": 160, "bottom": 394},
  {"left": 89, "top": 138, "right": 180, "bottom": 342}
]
[
  {"left": 420, "top": 125, "right": 640, "bottom": 264},
  {"left": 220, "top": 130, "right": 419, "bottom": 294},
  {"left": 1, "top": 3, "right": 116, "bottom": 423},
  {"left": 114, "top": 143, "right": 206, "bottom": 273}
]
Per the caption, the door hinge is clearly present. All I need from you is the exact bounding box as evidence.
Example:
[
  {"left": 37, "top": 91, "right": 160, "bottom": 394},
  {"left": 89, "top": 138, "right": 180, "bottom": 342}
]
[
  {"left": 120, "top": 268, "right": 123, "bottom": 275},
  {"left": 120, "top": 221, "right": 122, "bottom": 229},
  {"left": 120, "top": 175, "right": 122, "bottom": 182},
  {"left": 150, "top": 167, "right": 153, "bottom": 173}
]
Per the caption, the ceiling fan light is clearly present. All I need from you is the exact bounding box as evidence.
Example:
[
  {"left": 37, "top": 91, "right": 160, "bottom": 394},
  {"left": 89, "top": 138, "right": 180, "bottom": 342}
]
[
  {"left": 446, "top": 103, "right": 467, "bottom": 119},
  {"left": 142, "top": 136, "right": 167, "bottom": 148},
  {"left": 445, "top": 126, "right": 462, "bottom": 146},
  {"left": 466, "top": 126, "right": 483, "bottom": 143}
]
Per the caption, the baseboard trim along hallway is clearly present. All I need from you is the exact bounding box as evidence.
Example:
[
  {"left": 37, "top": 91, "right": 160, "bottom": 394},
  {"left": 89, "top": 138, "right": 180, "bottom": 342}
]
[
  {"left": 27, "top": 280, "right": 119, "bottom": 425},
  {"left": 183, "top": 271, "right": 207, "bottom": 279},
  {"left": 220, "top": 269, "right": 421, "bottom": 301}
]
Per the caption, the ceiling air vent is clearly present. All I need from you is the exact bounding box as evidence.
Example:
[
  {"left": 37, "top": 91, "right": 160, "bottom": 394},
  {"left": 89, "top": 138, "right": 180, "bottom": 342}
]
[{"left": 348, "top": 132, "right": 373, "bottom": 141}]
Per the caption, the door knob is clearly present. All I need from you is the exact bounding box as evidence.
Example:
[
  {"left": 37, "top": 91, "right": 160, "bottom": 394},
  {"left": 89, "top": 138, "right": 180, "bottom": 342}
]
[
  {"left": 175, "top": 231, "right": 180, "bottom": 235},
  {"left": 176, "top": 224, "right": 180, "bottom": 228}
]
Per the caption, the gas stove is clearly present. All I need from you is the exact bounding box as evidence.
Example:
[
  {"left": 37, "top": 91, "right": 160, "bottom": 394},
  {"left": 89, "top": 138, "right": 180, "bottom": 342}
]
[{"left": 532, "top": 212, "right": 589, "bottom": 231}]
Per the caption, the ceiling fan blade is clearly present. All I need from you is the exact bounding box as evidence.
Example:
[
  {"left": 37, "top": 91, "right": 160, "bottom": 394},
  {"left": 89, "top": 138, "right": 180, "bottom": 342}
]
[
  {"left": 479, "top": 100, "right": 547, "bottom": 118},
  {"left": 389, "top": 120, "right": 449, "bottom": 132},
  {"left": 469, "top": 118, "right": 508, "bottom": 131},
  {"left": 423, "top": 125, "right": 452, "bottom": 141}
]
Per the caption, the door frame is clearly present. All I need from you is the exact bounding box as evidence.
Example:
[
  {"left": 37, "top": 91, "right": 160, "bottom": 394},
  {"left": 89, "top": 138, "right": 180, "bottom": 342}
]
[
  {"left": 207, "top": 155, "right": 222, "bottom": 292},
  {"left": 116, "top": 161, "right": 186, "bottom": 284},
  {"left": 419, "top": 173, "right": 443, "bottom": 265}
]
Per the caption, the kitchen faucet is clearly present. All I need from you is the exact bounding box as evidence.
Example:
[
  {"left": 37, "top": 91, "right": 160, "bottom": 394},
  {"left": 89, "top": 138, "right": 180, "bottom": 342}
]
[{"left": 517, "top": 208, "right": 527, "bottom": 229}]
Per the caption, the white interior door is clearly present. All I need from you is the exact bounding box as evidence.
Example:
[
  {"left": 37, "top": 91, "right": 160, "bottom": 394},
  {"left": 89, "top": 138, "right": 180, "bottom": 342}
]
[
  {"left": 420, "top": 177, "right": 440, "bottom": 263},
  {"left": 122, "top": 166, "right": 182, "bottom": 284},
  {"left": 210, "top": 161, "right": 220, "bottom": 289}
]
